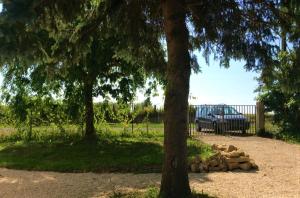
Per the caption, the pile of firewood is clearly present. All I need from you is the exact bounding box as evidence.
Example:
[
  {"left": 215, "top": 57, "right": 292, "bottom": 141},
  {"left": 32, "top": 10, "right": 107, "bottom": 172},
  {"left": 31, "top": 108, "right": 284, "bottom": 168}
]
[{"left": 190, "top": 144, "right": 258, "bottom": 173}]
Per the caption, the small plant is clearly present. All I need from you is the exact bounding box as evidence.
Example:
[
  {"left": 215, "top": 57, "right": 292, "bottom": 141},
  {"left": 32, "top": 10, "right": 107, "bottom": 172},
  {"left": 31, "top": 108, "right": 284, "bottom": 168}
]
[{"left": 144, "top": 186, "right": 159, "bottom": 198}]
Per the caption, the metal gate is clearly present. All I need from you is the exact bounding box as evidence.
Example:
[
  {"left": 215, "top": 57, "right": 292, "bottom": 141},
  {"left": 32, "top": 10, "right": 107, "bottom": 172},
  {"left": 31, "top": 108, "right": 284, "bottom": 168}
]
[{"left": 189, "top": 104, "right": 257, "bottom": 135}]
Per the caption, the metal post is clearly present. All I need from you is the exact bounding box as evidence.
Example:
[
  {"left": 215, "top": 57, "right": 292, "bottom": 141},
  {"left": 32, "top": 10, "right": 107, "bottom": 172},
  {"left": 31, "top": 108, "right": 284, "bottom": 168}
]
[
  {"left": 187, "top": 105, "right": 190, "bottom": 136},
  {"left": 256, "top": 101, "right": 265, "bottom": 134}
]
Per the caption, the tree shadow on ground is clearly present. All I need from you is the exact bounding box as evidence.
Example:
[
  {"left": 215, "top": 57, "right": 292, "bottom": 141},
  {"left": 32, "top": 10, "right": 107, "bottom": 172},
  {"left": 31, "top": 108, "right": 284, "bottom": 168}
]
[
  {"left": 196, "top": 130, "right": 255, "bottom": 137},
  {"left": 0, "top": 139, "right": 164, "bottom": 173},
  {"left": 0, "top": 135, "right": 210, "bottom": 173},
  {"left": 190, "top": 173, "right": 213, "bottom": 183}
]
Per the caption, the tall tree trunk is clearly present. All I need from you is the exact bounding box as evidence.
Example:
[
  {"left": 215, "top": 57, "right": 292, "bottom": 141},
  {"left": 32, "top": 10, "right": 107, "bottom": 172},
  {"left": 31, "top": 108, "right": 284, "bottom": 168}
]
[
  {"left": 281, "top": 30, "right": 287, "bottom": 51},
  {"left": 84, "top": 81, "right": 96, "bottom": 139},
  {"left": 160, "top": 0, "right": 191, "bottom": 197}
]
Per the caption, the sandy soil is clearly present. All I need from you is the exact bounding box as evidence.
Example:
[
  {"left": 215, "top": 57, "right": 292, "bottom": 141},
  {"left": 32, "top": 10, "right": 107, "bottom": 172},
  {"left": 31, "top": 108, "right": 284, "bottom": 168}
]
[{"left": 0, "top": 134, "right": 299, "bottom": 198}]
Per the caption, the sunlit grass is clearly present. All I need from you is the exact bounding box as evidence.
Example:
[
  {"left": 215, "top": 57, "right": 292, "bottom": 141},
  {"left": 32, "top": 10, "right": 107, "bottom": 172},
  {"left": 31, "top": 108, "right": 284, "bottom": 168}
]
[{"left": 0, "top": 123, "right": 213, "bottom": 172}]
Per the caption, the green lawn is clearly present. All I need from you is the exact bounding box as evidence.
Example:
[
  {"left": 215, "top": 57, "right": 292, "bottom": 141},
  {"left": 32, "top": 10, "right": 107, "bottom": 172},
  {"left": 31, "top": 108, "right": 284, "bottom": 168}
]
[
  {"left": 0, "top": 123, "right": 213, "bottom": 172},
  {"left": 109, "top": 187, "right": 216, "bottom": 198},
  {"left": 0, "top": 123, "right": 166, "bottom": 142}
]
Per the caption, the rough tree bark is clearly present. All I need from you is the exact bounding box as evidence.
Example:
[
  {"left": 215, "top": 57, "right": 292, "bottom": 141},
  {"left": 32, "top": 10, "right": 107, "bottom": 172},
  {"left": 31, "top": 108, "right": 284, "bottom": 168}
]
[
  {"left": 83, "top": 81, "right": 96, "bottom": 139},
  {"left": 281, "top": 31, "right": 287, "bottom": 51},
  {"left": 160, "top": 0, "right": 192, "bottom": 197}
]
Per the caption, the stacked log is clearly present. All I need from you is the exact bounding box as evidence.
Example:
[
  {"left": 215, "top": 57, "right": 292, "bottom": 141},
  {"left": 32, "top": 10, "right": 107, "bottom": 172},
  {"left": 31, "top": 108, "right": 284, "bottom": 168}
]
[{"left": 190, "top": 144, "right": 258, "bottom": 173}]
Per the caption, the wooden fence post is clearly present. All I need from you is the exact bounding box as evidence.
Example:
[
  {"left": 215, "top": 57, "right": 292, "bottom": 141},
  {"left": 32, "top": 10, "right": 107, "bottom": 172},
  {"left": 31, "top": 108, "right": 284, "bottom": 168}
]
[{"left": 256, "top": 101, "right": 265, "bottom": 133}]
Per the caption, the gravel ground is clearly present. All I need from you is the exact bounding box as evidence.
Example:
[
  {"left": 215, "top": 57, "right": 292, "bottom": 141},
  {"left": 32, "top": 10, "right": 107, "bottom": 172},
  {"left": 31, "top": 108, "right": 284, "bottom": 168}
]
[
  {"left": 0, "top": 134, "right": 299, "bottom": 198},
  {"left": 191, "top": 134, "right": 300, "bottom": 198}
]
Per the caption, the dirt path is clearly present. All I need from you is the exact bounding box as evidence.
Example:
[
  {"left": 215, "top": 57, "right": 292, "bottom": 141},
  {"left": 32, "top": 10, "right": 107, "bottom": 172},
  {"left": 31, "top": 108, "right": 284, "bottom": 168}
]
[
  {"left": 0, "top": 169, "right": 160, "bottom": 198},
  {"left": 0, "top": 135, "right": 299, "bottom": 198}
]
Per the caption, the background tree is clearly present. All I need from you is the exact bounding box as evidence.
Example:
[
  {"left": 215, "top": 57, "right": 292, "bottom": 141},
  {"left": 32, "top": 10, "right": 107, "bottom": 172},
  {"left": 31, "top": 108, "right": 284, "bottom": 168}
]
[
  {"left": 257, "top": 0, "right": 300, "bottom": 134},
  {"left": 52, "top": 32, "right": 152, "bottom": 140},
  {"left": 258, "top": 51, "right": 300, "bottom": 131},
  {"left": 0, "top": 3, "right": 166, "bottom": 140}
]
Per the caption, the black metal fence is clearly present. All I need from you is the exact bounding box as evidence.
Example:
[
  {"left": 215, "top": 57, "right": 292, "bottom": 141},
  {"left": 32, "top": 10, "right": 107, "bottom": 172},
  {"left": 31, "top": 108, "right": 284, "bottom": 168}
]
[{"left": 189, "top": 104, "right": 257, "bottom": 135}]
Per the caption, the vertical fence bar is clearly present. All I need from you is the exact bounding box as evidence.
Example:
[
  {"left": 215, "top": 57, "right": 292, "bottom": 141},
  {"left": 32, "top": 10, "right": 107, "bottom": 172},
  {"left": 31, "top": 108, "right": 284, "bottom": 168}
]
[
  {"left": 248, "top": 105, "right": 251, "bottom": 134},
  {"left": 250, "top": 105, "right": 252, "bottom": 133},
  {"left": 189, "top": 105, "right": 191, "bottom": 136},
  {"left": 188, "top": 105, "right": 192, "bottom": 136},
  {"left": 252, "top": 105, "right": 254, "bottom": 134},
  {"left": 248, "top": 105, "right": 251, "bottom": 133},
  {"left": 254, "top": 104, "right": 257, "bottom": 133},
  {"left": 191, "top": 105, "right": 193, "bottom": 136},
  {"left": 238, "top": 105, "right": 241, "bottom": 134},
  {"left": 251, "top": 105, "right": 254, "bottom": 134}
]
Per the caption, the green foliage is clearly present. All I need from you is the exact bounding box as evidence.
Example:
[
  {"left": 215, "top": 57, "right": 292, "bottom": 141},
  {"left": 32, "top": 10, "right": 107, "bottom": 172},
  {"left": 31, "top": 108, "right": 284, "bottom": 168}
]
[
  {"left": 258, "top": 114, "right": 300, "bottom": 144},
  {"left": 0, "top": 100, "right": 164, "bottom": 138},
  {"left": 0, "top": 104, "right": 14, "bottom": 125},
  {"left": 0, "top": 94, "right": 80, "bottom": 139},
  {"left": 256, "top": 1, "right": 300, "bottom": 142},
  {"left": 257, "top": 51, "right": 300, "bottom": 133},
  {"left": 35, "top": 0, "right": 287, "bottom": 72},
  {"left": 94, "top": 101, "right": 120, "bottom": 123},
  {"left": 93, "top": 102, "right": 164, "bottom": 124},
  {"left": 0, "top": 0, "right": 166, "bottom": 137}
]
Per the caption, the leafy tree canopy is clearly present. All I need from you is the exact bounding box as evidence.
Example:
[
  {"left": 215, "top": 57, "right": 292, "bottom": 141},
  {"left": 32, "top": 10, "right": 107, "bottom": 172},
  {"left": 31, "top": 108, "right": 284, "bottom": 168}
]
[
  {"left": 0, "top": 0, "right": 167, "bottom": 137},
  {"left": 257, "top": 1, "right": 300, "bottom": 131}
]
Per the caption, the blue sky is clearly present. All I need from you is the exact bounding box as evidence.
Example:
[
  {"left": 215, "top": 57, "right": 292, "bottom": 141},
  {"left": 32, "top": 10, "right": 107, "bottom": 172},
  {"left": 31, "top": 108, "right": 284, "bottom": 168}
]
[
  {"left": 189, "top": 54, "right": 259, "bottom": 105},
  {"left": 140, "top": 55, "right": 259, "bottom": 107}
]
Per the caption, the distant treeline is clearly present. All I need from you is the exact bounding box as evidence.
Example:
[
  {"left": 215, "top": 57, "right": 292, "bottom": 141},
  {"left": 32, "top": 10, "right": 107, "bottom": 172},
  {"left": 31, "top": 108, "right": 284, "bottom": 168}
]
[
  {"left": 0, "top": 101, "right": 164, "bottom": 127},
  {"left": 94, "top": 102, "right": 164, "bottom": 124}
]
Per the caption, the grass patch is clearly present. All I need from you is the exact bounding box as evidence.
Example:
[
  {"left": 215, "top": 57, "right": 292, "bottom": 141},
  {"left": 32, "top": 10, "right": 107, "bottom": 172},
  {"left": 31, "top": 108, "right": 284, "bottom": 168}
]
[
  {"left": 259, "top": 117, "right": 300, "bottom": 144},
  {"left": 109, "top": 187, "right": 216, "bottom": 198},
  {"left": 259, "top": 129, "right": 300, "bottom": 144},
  {"left": 0, "top": 124, "right": 213, "bottom": 172},
  {"left": 0, "top": 140, "right": 162, "bottom": 172},
  {"left": 273, "top": 130, "right": 300, "bottom": 144}
]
